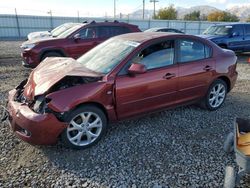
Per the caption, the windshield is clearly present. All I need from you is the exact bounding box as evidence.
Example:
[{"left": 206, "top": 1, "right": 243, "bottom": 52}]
[
  {"left": 51, "top": 23, "right": 80, "bottom": 37},
  {"left": 77, "top": 38, "right": 140, "bottom": 74},
  {"left": 57, "top": 24, "right": 83, "bottom": 38},
  {"left": 203, "top": 25, "right": 231, "bottom": 36}
]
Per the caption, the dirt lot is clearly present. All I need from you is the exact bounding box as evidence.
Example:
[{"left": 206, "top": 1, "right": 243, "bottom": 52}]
[{"left": 0, "top": 41, "right": 250, "bottom": 187}]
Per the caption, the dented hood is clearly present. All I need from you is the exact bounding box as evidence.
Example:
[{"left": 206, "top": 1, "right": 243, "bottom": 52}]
[{"left": 24, "top": 57, "right": 102, "bottom": 99}]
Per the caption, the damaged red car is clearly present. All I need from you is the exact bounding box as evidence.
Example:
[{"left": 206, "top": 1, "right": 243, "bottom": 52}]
[{"left": 6, "top": 32, "right": 238, "bottom": 149}]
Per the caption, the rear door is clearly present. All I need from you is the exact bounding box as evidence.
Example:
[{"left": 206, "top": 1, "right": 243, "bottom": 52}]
[
  {"left": 115, "top": 40, "right": 178, "bottom": 119},
  {"left": 176, "top": 38, "right": 215, "bottom": 104}
]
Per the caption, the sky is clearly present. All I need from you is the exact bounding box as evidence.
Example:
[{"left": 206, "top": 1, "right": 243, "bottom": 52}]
[{"left": 0, "top": 0, "right": 249, "bottom": 17}]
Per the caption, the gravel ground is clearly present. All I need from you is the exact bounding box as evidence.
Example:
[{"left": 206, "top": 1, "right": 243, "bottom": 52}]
[{"left": 0, "top": 41, "right": 250, "bottom": 188}]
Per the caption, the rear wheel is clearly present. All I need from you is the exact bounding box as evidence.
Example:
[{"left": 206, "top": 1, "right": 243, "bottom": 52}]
[
  {"left": 41, "top": 51, "right": 62, "bottom": 61},
  {"left": 61, "top": 105, "right": 107, "bottom": 149},
  {"left": 201, "top": 79, "right": 227, "bottom": 111}
]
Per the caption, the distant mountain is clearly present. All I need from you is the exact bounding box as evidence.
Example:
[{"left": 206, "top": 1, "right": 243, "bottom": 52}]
[
  {"left": 128, "top": 9, "right": 154, "bottom": 19},
  {"left": 176, "top": 5, "right": 219, "bottom": 19},
  {"left": 128, "top": 5, "right": 250, "bottom": 21},
  {"left": 228, "top": 5, "right": 250, "bottom": 21}
]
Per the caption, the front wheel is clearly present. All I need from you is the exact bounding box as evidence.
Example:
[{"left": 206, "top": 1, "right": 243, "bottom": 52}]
[
  {"left": 201, "top": 79, "right": 228, "bottom": 111},
  {"left": 61, "top": 105, "right": 107, "bottom": 149}
]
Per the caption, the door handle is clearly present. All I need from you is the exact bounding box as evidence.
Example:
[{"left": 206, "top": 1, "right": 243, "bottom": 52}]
[
  {"left": 203, "top": 65, "right": 212, "bottom": 71},
  {"left": 163, "top": 73, "right": 176, "bottom": 79}
]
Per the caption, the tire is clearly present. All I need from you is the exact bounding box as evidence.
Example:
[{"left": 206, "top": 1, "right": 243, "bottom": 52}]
[
  {"left": 223, "top": 166, "right": 236, "bottom": 188},
  {"left": 200, "top": 79, "right": 228, "bottom": 111},
  {"left": 61, "top": 105, "right": 107, "bottom": 149},
  {"left": 224, "top": 132, "right": 234, "bottom": 154},
  {"left": 41, "top": 51, "right": 62, "bottom": 61}
]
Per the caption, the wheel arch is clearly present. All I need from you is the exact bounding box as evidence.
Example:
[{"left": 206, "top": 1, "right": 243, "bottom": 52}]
[
  {"left": 69, "top": 102, "right": 109, "bottom": 123},
  {"left": 39, "top": 48, "right": 67, "bottom": 62},
  {"left": 215, "top": 76, "right": 231, "bottom": 92}
]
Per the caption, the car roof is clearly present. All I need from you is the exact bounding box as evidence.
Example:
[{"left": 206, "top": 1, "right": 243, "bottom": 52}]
[
  {"left": 84, "top": 20, "right": 137, "bottom": 27},
  {"left": 115, "top": 32, "right": 183, "bottom": 43},
  {"left": 148, "top": 27, "right": 177, "bottom": 30}
]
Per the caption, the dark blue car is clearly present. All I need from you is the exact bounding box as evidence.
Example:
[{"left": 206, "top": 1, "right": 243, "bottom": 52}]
[{"left": 198, "top": 23, "right": 250, "bottom": 52}]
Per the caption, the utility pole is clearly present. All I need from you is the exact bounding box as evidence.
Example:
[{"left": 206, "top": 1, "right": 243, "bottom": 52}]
[
  {"left": 150, "top": 0, "right": 159, "bottom": 19},
  {"left": 114, "top": 0, "right": 116, "bottom": 19},
  {"left": 143, "top": 0, "right": 145, "bottom": 20},
  {"left": 47, "top": 10, "right": 53, "bottom": 29},
  {"left": 77, "top": 10, "right": 80, "bottom": 22},
  {"left": 14, "top": 8, "right": 20, "bottom": 38}
]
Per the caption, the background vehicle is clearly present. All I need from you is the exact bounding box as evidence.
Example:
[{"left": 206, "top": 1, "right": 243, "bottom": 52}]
[
  {"left": 21, "top": 20, "right": 141, "bottom": 67},
  {"left": 27, "top": 22, "right": 80, "bottom": 40},
  {"left": 144, "top": 27, "right": 184, "bottom": 33},
  {"left": 199, "top": 23, "right": 250, "bottom": 52},
  {"left": 8, "top": 32, "right": 237, "bottom": 149}
]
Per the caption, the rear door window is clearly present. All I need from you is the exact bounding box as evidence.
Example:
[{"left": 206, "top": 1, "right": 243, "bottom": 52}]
[
  {"left": 97, "top": 26, "right": 131, "bottom": 38},
  {"left": 177, "top": 39, "right": 211, "bottom": 63}
]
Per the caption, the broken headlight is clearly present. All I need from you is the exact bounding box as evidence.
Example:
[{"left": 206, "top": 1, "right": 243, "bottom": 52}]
[{"left": 33, "top": 96, "right": 51, "bottom": 114}]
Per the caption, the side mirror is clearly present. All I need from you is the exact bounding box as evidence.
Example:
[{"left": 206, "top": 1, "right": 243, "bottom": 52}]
[
  {"left": 231, "top": 32, "right": 239, "bottom": 37},
  {"left": 73, "top": 33, "right": 81, "bottom": 41},
  {"left": 128, "top": 63, "right": 146, "bottom": 75}
]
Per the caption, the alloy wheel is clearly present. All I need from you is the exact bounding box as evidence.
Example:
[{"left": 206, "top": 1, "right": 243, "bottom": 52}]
[
  {"left": 67, "top": 112, "right": 103, "bottom": 146},
  {"left": 209, "top": 83, "right": 226, "bottom": 108}
]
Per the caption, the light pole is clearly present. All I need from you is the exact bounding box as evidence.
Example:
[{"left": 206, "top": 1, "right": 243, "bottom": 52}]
[
  {"left": 143, "top": 0, "right": 145, "bottom": 20},
  {"left": 114, "top": 0, "right": 116, "bottom": 19},
  {"left": 150, "top": 0, "right": 159, "bottom": 19},
  {"left": 47, "top": 10, "right": 53, "bottom": 29}
]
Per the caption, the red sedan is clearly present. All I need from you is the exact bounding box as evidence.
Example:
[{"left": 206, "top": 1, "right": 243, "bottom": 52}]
[{"left": 6, "top": 32, "right": 238, "bottom": 149}]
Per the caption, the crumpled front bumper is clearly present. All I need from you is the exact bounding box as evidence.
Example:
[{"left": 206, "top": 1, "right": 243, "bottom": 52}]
[
  {"left": 21, "top": 50, "right": 38, "bottom": 68},
  {"left": 7, "top": 89, "right": 67, "bottom": 145}
]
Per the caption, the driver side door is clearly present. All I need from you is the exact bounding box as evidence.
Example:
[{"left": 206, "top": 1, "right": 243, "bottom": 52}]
[
  {"left": 115, "top": 40, "right": 178, "bottom": 119},
  {"left": 66, "top": 26, "right": 102, "bottom": 59}
]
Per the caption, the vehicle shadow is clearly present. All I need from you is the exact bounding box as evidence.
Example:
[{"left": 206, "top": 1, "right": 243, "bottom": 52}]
[{"left": 39, "top": 92, "right": 250, "bottom": 187}]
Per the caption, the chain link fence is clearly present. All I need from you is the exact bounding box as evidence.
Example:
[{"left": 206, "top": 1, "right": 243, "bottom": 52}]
[{"left": 0, "top": 14, "right": 235, "bottom": 39}]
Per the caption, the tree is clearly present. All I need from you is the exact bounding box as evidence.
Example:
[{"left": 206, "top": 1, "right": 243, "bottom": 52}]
[
  {"left": 207, "top": 11, "right": 239, "bottom": 22},
  {"left": 184, "top": 11, "right": 201, "bottom": 21},
  {"left": 155, "top": 5, "right": 177, "bottom": 20},
  {"left": 246, "top": 15, "right": 250, "bottom": 22}
]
